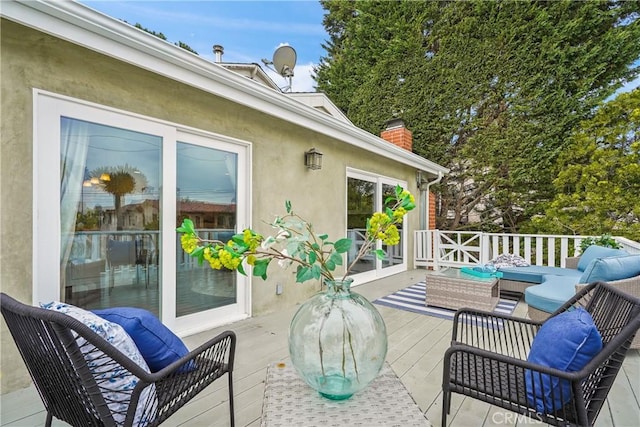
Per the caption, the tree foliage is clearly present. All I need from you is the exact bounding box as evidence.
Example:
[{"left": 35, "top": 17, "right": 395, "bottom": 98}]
[
  {"left": 315, "top": 0, "right": 640, "bottom": 232},
  {"left": 530, "top": 89, "right": 640, "bottom": 241}
]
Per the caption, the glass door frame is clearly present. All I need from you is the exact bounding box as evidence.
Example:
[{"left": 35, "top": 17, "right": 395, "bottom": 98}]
[
  {"left": 34, "top": 89, "right": 251, "bottom": 336},
  {"left": 346, "top": 168, "right": 408, "bottom": 286},
  {"left": 170, "top": 130, "right": 251, "bottom": 335}
]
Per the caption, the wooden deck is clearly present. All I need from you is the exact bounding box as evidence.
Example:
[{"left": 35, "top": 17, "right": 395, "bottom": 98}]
[{"left": 2, "top": 269, "right": 639, "bottom": 426}]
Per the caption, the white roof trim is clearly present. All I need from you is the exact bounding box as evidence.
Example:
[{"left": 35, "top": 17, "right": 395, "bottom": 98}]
[
  {"left": 2, "top": 0, "right": 449, "bottom": 175},
  {"left": 217, "top": 62, "right": 282, "bottom": 91},
  {"left": 286, "top": 92, "right": 353, "bottom": 124}
]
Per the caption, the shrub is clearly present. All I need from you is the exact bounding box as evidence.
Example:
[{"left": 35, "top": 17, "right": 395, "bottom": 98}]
[{"left": 579, "top": 234, "right": 621, "bottom": 254}]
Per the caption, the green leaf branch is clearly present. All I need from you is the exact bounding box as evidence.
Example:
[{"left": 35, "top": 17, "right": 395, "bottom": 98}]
[{"left": 177, "top": 185, "right": 415, "bottom": 284}]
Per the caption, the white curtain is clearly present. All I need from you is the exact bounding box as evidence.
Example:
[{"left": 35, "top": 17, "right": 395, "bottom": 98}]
[{"left": 60, "top": 118, "right": 91, "bottom": 279}]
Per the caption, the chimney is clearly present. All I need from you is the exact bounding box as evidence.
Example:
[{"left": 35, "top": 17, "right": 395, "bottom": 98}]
[
  {"left": 213, "top": 44, "right": 224, "bottom": 63},
  {"left": 380, "top": 118, "right": 412, "bottom": 151}
]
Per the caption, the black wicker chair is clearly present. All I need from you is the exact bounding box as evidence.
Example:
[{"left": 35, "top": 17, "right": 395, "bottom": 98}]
[
  {"left": 442, "top": 281, "right": 640, "bottom": 427},
  {"left": 0, "top": 293, "right": 236, "bottom": 427}
]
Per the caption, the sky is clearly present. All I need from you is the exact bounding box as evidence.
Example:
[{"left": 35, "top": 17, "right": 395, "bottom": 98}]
[
  {"left": 81, "top": 1, "right": 639, "bottom": 95},
  {"left": 81, "top": 0, "right": 327, "bottom": 92}
]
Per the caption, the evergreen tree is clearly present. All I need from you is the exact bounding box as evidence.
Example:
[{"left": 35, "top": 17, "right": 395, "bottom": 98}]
[
  {"left": 530, "top": 89, "right": 640, "bottom": 241},
  {"left": 315, "top": 0, "right": 640, "bottom": 232}
]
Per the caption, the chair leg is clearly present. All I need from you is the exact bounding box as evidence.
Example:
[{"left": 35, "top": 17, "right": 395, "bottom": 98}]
[
  {"left": 441, "top": 390, "right": 450, "bottom": 427},
  {"left": 45, "top": 412, "right": 53, "bottom": 427},
  {"left": 228, "top": 372, "right": 235, "bottom": 427}
]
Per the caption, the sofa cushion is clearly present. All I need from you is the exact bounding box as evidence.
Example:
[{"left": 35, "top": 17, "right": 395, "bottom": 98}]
[
  {"left": 526, "top": 307, "right": 602, "bottom": 412},
  {"left": 93, "top": 307, "right": 190, "bottom": 373},
  {"left": 499, "top": 265, "right": 583, "bottom": 284},
  {"left": 524, "top": 275, "right": 579, "bottom": 313},
  {"left": 42, "top": 301, "right": 156, "bottom": 425},
  {"left": 578, "top": 254, "right": 640, "bottom": 284},
  {"left": 577, "top": 245, "right": 628, "bottom": 272}
]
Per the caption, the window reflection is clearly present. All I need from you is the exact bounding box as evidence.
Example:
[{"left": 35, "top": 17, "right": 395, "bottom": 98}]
[
  {"left": 176, "top": 142, "right": 238, "bottom": 317},
  {"left": 61, "top": 117, "right": 161, "bottom": 314},
  {"left": 382, "top": 184, "right": 403, "bottom": 267},
  {"left": 347, "top": 178, "right": 375, "bottom": 273}
]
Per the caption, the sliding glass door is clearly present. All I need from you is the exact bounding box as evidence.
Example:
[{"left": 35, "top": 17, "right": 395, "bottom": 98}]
[
  {"left": 346, "top": 170, "right": 408, "bottom": 284},
  {"left": 35, "top": 91, "right": 250, "bottom": 335},
  {"left": 175, "top": 142, "right": 238, "bottom": 317}
]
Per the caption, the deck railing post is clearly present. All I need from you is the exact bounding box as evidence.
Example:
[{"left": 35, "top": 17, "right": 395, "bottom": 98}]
[
  {"left": 433, "top": 230, "right": 440, "bottom": 271},
  {"left": 480, "top": 233, "right": 489, "bottom": 264}
]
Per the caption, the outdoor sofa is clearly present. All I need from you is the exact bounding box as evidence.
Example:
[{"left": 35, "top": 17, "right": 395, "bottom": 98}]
[{"left": 497, "top": 245, "right": 640, "bottom": 348}]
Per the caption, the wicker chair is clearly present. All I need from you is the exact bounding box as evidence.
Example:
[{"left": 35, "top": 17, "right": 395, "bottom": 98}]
[
  {"left": 0, "top": 293, "right": 236, "bottom": 427},
  {"left": 442, "top": 281, "right": 640, "bottom": 427}
]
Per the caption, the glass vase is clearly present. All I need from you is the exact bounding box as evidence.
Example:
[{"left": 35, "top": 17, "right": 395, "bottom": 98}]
[{"left": 288, "top": 278, "right": 388, "bottom": 400}]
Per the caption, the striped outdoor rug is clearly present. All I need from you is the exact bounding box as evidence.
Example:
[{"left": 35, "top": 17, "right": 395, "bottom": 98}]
[{"left": 373, "top": 281, "right": 519, "bottom": 323}]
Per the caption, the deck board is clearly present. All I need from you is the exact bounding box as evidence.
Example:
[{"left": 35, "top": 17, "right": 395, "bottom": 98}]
[{"left": 1, "top": 269, "right": 638, "bottom": 426}]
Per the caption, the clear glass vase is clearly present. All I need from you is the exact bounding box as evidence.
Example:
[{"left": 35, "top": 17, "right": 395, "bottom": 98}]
[{"left": 288, "top": 278, "right": 388, "bottom": 400}]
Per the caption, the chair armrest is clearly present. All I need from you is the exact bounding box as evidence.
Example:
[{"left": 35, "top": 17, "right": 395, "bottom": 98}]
[
  {"left": 565, "top": 256, "right": 580, "bottom": 269},
  {"left": 451, "top": 308, "right": 542, "bottom": 359},
  {"left": 141, "top": 330, "right": 236, "bottom": 424},
  {"left": 150, "top": 330, "right": 236, "bottom": 379},
  {"left": 445, "top": 342, "right": 587, "bottom": 380}
]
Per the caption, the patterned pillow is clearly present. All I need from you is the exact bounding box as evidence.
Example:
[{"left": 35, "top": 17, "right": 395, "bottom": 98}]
[
  {"left": 488, "top": 253, "right": 531, "bottom": 268},
  {"left": 41, "top": 301, "right": 157, "bottom": 425}
]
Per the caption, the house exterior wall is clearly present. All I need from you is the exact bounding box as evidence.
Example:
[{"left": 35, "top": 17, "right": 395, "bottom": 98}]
[{"left": 0, "top": 20, "right": 422, "bottom": 392}]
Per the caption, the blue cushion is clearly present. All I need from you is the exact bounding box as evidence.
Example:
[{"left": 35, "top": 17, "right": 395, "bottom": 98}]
[
  {"left": 93, "top": 307, "right": 189, "bottom": 372},
  {"left": 526, "top": 308, "right": 602, "bottom": 412},
  {"left": 524, "top": 275, "right": 579, "bottom": 314},
  {"left": 579, "top": 255, "right": 640, "bottom": 284},
  {"left": 499, "top": 265, "right": 583, "bottom": 284},
  {"left": 577, "top": 245, "right": 628, "bottom": 271}
]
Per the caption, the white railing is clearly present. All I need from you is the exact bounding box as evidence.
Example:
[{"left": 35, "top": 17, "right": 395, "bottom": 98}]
[{"left": 415, "top": 230, "right": 640, "bottom": 270}]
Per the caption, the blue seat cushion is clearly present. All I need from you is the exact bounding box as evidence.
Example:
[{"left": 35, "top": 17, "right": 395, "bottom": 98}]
[
  {"left": 579, "top": 255, "right": 640, "bottom": 284},
  {"left": 526, "top": 307, "right": 602, "bottom": 412},
  {"left": 524, "top": 275, "right": 579, "bottom": 313},
  {"left": 93, "top": 307, "right": 190, "bottom": 372},
  {"left": 577, "top": 245, "right": 628, "bottom": 271},
  {"left": 499, "top": 265, "right": 583, "bottom": 284}
]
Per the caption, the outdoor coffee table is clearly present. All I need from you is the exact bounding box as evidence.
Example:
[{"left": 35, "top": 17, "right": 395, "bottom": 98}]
[
  {"left": 425, "top": 268, "right": 499, "bottom": 312},
  {"left": 261, "top": 362, "right": 430, "bottom": 426}
]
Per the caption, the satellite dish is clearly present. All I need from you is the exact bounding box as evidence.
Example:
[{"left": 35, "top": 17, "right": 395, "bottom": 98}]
[{"left": 272, "top": 45, "right": 296, "bottom": 78}]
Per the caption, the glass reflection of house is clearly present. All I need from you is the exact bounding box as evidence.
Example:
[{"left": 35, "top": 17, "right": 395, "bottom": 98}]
[
  {"left": 104, "top": 199, "right": 160, "bottom": 231},
  {"left": 177, "top": 201, "right": 236, "bottom": 230}
]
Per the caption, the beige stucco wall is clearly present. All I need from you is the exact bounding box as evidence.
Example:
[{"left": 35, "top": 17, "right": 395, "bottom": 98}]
[{"left": 0, "top": 19, "right": 422, "bottom": 393}]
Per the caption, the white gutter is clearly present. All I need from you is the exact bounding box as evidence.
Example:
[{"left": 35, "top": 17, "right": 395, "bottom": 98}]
[
  {"left": 1, "top": 0, "right": 449, "bottom": 176},
  {"left": 419, "top": 171, "right": 444, "bottom": 230}
]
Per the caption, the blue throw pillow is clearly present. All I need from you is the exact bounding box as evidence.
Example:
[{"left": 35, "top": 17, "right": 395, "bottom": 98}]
[
  {"left": 579, "top": 255, "right": 640, "bottom": 284},
  {"left": 525, "top": 308, "right": 602, "bottom": 413},
  {"left": 93, "top": 307, "right": 189, "bottom": 372},
  {"left": 577, "top": 245, "right": 628, "bottom": 271}
]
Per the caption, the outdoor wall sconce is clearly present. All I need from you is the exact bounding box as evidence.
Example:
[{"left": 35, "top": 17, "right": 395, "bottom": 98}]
[{"left": 304, "top": 148, "right": 323, "bottom": 170}]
